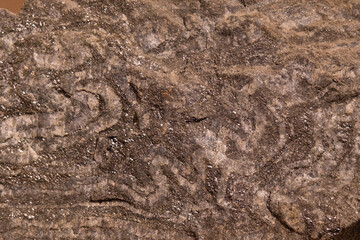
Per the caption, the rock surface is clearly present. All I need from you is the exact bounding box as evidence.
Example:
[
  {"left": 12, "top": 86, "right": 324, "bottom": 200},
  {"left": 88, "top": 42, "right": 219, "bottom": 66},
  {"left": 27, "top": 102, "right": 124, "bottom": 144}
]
[{"left": 0, "top": 0, "right": 360, "bottom": 239}]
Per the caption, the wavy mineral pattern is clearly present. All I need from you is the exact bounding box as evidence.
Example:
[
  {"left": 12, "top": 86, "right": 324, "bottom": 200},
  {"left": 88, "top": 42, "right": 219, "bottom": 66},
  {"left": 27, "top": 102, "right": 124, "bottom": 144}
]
[{"left": 0, "top": 0, "right": 360, "bottom": 239}]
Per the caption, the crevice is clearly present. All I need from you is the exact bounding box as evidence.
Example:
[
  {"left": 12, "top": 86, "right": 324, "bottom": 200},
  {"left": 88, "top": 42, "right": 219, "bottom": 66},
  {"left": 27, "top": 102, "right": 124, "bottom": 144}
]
[
  {"left": 54, "top": 86, "right": 71, "bottom": 98},
  {"left": 187, "top": 229, "right": 200, "bottom": 240},
  {"left": 89, "top": 197, "right": 131, "bottom": 204},
  {"left": 182, "top": 16, "right": 188, "bottom": 30},
  {"left": 240, "top": 0, "right": 247, "bottom": 7},
  {"left": 129, "top": 82, "right": 142, "bottom": 102},
  {"left": 185, "top": 116, "right": 207, "bottom": 123}
]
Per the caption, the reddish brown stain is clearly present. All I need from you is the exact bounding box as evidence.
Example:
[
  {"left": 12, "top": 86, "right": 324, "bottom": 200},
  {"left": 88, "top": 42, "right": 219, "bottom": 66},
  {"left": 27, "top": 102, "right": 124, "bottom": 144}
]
[{"left": 0, "top": 0, "right": 27, "bottom": 14}]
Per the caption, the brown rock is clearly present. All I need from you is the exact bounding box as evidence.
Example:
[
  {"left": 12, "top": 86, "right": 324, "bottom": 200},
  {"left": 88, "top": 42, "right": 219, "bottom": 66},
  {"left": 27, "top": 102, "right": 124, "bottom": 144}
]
[{"left": 0, "top": 0, "right": 359, "bottom": 239}]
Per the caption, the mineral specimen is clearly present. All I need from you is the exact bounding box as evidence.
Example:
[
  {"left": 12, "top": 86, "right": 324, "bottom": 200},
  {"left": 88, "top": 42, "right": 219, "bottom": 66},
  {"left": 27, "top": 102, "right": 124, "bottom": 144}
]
[{"left": 0, "top": 0, "right": 359, "bottom": 239}]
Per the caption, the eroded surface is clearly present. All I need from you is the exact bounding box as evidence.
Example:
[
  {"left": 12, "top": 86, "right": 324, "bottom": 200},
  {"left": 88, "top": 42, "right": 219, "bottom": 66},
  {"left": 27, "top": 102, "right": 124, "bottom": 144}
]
[{"left": 0, "top": 0, "right": 360, "bottom": 239}]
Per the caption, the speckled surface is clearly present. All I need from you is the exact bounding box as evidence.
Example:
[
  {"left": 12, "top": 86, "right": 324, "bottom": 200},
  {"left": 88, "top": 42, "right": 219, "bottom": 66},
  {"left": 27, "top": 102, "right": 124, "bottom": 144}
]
[{"left": 0, "top": 0, "right": 360, "bottom": 239}]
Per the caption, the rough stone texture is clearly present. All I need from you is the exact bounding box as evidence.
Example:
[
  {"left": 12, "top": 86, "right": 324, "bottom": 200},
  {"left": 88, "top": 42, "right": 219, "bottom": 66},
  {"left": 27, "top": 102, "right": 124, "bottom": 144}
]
[{"left": 0, "top": 0, "right": 360, "bottom": 239}]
